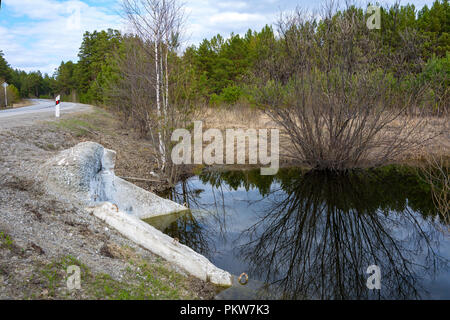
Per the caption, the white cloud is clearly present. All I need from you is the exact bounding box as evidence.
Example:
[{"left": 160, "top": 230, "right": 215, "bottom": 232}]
[
  {"left": 183, "top": 0, "right": 278, "bottom": 46},
  {"left": 209, "top": 12, "right": 265, "bottom": 24},
  {"left": 1, "top": 0, "right": 123, "bottom": 74},
  {"left": 216, "top": 1, "right": 248, "bottom": 9},
  {"left": 0, "top": 0, "right": 437, "bottom": 74}
]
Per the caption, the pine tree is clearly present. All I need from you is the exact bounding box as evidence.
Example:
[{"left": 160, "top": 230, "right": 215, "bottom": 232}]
[{"left": 0, "top": 50, "right": 11, "bottom": 83}]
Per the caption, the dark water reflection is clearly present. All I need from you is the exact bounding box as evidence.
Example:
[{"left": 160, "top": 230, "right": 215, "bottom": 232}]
[{"left": 147, "top": 166, "right": 450, "bottom": 299}]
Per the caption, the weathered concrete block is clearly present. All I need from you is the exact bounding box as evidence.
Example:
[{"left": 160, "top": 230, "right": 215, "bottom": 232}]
[
  {"left": 41, "top": 141, "right": 187, "bottom": 217},
  {"left": 40, "top": 141, "right": 104, "bottom": 203},
  {"left": 89, "top": 202, "right": 232, "bottom": 287},
  {"left": 41, "top": 141, "right": 232, "bottom": 287}
]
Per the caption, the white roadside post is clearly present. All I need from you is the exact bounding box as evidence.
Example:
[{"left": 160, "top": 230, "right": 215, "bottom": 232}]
[
  {"left": 55, "top": 95, "right": 61, "bottom": 118},
  {"left": 2, "top": 82, "right": 7, "bottom": 108}
]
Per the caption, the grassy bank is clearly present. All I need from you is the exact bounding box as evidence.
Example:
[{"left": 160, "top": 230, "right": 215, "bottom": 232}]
[
  {"left": 1, "top": 229, "right": 213, "bottom": 300},
  {"left": 0, "top": 116, "right": 217, "bottom": 300}
]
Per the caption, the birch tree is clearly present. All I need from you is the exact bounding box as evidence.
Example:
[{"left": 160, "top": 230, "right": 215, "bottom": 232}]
[{"left": 122, "top": 0, "right": 185, "bottom": 172}]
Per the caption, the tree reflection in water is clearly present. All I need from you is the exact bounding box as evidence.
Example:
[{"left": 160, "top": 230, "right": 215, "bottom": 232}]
[{"left": 152, "top": 166, "right": 450, "bottom": 299}]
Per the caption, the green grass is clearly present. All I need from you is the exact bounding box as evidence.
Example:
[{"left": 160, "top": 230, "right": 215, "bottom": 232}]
[
  {"left": 90, "top": 106, "right": 113, "bottom": 118},
  {"left": 49, "top": 118, "right": 98, "bottom": 137},
  {"left": 39, "top": 255, "right": 87, "bottom": 297},
  {"left": 33, "top": 255, "right": 196, "bottom": 300},
  {"left": 0, "top": 232, "right": 14, "bottom": 249},
  {"left": 47, "top": 106, "right": 117, "bottom": 137}
]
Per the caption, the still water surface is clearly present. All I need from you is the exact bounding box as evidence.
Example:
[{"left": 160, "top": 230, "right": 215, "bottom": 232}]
[{"left": 147, "top": 166, "right": 450, "bottom": 299}]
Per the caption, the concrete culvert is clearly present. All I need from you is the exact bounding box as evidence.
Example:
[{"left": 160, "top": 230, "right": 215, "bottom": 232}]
[
  {"left": 40, "top": 141, "right": 233, "bottom": 287},
  {"left": 40, "top": 141, "right": 187, "bottom": 218}
]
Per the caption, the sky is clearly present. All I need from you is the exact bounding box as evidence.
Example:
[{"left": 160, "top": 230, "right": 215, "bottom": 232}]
[{"left": 0, "top": 0, "right": 437, "bottom": 75}]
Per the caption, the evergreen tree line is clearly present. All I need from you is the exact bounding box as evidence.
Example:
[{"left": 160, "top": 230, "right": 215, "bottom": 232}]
[
  {"left": 0, "top": 51, "right": 56, "bottom": 105},
  {"left": 0, "top": 0, "right": 448, "bottom": 113}
]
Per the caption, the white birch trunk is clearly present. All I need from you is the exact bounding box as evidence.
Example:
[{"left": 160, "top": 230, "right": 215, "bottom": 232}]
[{"left": 154, "top": 36, "right": 165, "bottom": 167}]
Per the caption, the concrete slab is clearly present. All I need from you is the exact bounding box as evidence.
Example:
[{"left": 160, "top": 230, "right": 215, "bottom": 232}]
[
  {"left": 89, "top": 202, "right": 232, "bottom": 287},
  {"left": 40, "top": 141, "right": 233, "bottom": 287},
  {"left": 41, "top": 141, "right": 187, "bottom": 217}
]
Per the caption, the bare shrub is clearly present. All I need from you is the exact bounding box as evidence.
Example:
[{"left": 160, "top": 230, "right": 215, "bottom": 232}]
[
  {"left": 251, "top": 1, "right": 429, "bottom": 171},
  {"left": 104, "top": 36, "right": 157, "bottom": 137},
  {"left": 422, "top": 154, "right": 449, "bottom": 225}
]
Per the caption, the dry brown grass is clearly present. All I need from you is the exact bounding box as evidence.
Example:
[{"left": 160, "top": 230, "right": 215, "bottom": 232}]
[
  {"left": 198, "top": 105, "right": 450, "bottom": 167},
  {"left": 54, "top": 104, "right": 449, "bottom": 176},
  {"left": 198, "top": 104, "right": 275, "bottom": 130}
]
